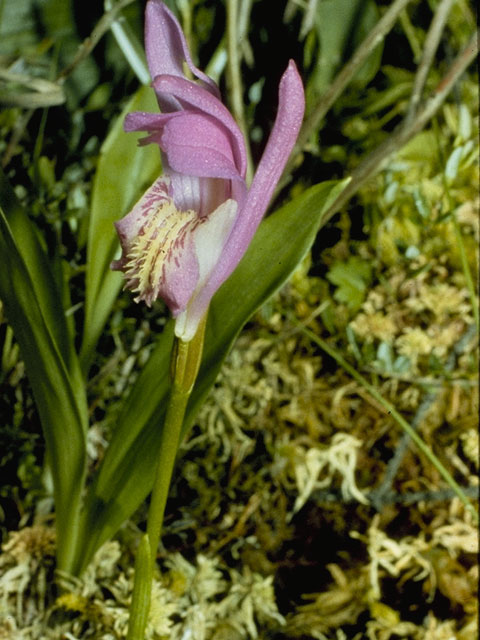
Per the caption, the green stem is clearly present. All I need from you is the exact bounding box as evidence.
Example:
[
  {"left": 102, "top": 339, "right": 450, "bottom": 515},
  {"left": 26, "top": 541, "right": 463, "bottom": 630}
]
[
  {"left": 145, "top": 378, "right": 190, "bottom": 560},
  {"left": 126, "top": 314, "right": 207, "bottom": 639},
  {"left": 296, "top": 322, "right": 478, "bottom": 523},
  {"left": 452, "top": 213, "right": 479, "bottom": 330},
  {"left": 178, "top": 0, "right": 193, "bottom": 62},
  {"left": 126, "top": 534, "right": 153, "bottom": 640},
  {"left": 226, "top": 0, "right": 253, "bottom": 184},
  {"left": 55, "top": 471, "right": 86, "bottom": 576},
  {"left": 399, "top": 8, "right": 423, "bottom": 62}
]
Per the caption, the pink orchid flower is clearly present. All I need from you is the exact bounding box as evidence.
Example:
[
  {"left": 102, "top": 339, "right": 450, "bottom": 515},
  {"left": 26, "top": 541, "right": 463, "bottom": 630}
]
[{"left": 112, "top": 0, "right": 305, "bottom": 342}]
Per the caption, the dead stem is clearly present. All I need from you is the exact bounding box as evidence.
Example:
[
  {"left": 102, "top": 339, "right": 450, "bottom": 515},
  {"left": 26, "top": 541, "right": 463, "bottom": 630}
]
[
  {"left": 56, "top": 0, "right": 136, "bottom": 83},
  {"left": 320, "top": 29, "right": 479, "bottom": 226},
  {"left": 405, "top": 0, "right": 455, "bottom": 124}
]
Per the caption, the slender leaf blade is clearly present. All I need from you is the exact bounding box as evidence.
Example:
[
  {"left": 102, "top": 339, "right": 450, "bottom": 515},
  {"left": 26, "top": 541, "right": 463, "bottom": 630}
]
[
  {"left": 81, "top": 86, "right": 161, "bottom": 370},
  {"left": 0, "top": 206, "right": 87, "bottom": 573},
  {"left": 0, "top": 168, "right": 83, "bottom": 394}
]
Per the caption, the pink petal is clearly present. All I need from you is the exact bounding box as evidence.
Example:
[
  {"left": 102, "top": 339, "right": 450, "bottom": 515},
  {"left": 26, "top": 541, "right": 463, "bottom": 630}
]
[
  {"left": 112, "top": 176, "right": 172, "bottom": 248},
  {"left": 145, "top": 0, "right": 220, "bottom": 106},
  {"left": 237, "top": 60, "right": 305, "bottom": 235},
  {"left": 153, "top": 75, "right": 247, "bottom": 179},
  {"left": 125, "top": 109, "right": 241, "bottom": 180},
  {"left": 161, "top": 112, "right": 240, "bottom": 179},
  {"left": 124, "top": 110, "right": 179, "bottom": 132}
]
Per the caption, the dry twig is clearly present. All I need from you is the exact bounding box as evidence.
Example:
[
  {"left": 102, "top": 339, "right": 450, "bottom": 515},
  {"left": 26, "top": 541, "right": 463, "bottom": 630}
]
[
  {"left": 405, "top": 0, "right": 455, "bottom": 123},
  {"left": 321, "top": 29, "right": 479, "bottom": 225},
  {"left": 56, "top": 0, "right": 136, "bottom": 83}
]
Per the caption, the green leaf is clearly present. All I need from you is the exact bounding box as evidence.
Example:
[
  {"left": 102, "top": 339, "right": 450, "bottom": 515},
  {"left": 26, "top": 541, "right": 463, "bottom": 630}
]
[
  {"left": 326, "top": 256, "right": 372, "bottom": 311},
  {"left": 81, "top": 86, "right": 161, "bottom": 372},
  {"left": 0, "top": 169, "right": 84, "bottom": 406},
  {"left": 363, "top": 82, "right": 412, "bottom": 116},
  {"left": 72, "top": 178, "right": 349, "bottom": 575},
  {"left": 347, "top": 0, "right": 382, "bottom": 90},
  {"left": 0, "top": 174, "right": 87, "bottom": 573},
  {"left": 308, "top": 0, "right": 382, "bottom": 100},
  {"left": 0, "top": 0, "right": 37, "bottom": 53}
]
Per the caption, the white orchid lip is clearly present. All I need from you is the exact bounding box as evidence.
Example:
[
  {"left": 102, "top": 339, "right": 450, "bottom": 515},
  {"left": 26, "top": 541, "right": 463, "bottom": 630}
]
[{"left": 112, "top": 0, "right": 305, "bottom": 341}]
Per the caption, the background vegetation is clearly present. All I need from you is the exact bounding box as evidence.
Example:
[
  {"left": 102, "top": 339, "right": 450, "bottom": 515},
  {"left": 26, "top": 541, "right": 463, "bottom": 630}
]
[{"left": 0, "top": 0, "right": 478, "bottom": 638}]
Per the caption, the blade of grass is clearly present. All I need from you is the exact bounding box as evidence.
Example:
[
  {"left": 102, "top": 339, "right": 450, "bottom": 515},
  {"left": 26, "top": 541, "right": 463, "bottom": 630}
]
[
  {"left": 0, "top": 206, "right": 88, "bottom": 572},
  {"left": 0, "top": 168, "right": 84, "bottom": 399},
  {"left": 80, "top": 85, "right": 161, "bottom": 373}
]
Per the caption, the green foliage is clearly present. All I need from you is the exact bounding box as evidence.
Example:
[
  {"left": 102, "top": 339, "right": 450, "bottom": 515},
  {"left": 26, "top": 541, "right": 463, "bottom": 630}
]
[
  {"left": 81, "top": 86, "right": 161, "bottom": 372},
  {"left": 326, "top": 256, "right": 373, "bottom": 312},
  {"left": 0, "top": 176, "right": 87, "bottom": 572},
  {"left": 0, "top": 0, "right": 38, "bottom": 53},
  {"left": 306, "top": 0, "right": 382, "bottom": 104}
]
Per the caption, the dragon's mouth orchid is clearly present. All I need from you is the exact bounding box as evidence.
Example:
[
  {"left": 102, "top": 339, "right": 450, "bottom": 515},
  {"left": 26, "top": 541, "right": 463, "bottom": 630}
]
[{"left": 112, "top": 0, "right": 305, "bottom": 342}]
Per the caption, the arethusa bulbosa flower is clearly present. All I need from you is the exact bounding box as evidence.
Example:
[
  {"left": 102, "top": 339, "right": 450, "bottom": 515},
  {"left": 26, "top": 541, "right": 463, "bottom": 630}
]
[{"left": 112, "top": 0, "right": 305, "bottom": 342}]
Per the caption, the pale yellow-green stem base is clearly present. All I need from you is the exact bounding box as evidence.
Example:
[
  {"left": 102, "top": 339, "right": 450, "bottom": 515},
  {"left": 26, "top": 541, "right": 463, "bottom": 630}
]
[
  {"left": 126, "top": 314, "right": 207, "bottom": 640},
  {"left": 126, "top": 533, "right": 153, "bottom": 640}
]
